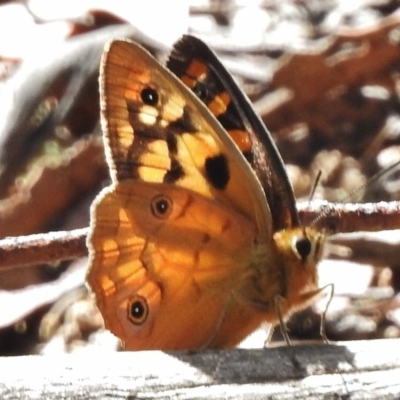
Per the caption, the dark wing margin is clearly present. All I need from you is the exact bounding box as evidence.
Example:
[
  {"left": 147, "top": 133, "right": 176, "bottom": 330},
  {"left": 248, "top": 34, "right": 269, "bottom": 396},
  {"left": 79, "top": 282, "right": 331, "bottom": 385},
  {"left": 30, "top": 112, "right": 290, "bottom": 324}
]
[{"left": 167, "top": 35, "right": 299, "bottom": 231}]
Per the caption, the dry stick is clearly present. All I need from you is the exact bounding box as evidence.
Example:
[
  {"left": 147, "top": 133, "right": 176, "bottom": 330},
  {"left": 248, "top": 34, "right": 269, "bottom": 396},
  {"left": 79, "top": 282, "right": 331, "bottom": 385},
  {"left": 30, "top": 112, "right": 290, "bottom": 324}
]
[
  {"left": 1, "top": 201, "right": 400, "bottom": 271},
  {"left": 0, "top": 228, "right": 88, "bottom": 270},
  {"left": 298, "top": 200, "right": 400, "bottom": 233}
]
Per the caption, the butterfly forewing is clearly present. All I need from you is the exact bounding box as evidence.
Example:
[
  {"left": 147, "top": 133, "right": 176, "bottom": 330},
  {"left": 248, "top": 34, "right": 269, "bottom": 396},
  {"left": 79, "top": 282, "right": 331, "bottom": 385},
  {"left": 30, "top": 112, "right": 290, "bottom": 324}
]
[{"left": 100, "top": 39, "right": 271, "bottom": 239}]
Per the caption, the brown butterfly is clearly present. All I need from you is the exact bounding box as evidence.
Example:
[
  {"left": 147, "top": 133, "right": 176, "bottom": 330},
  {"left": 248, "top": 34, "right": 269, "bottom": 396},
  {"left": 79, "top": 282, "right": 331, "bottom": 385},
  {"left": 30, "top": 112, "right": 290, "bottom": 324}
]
[{"left": 86, "top": 35, "right": 325, "bottom": 350}]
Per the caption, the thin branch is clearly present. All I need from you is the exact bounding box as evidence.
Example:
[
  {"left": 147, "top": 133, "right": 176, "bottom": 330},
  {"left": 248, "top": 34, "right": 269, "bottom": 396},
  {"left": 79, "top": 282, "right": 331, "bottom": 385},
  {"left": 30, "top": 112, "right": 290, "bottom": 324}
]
[
  {"left": 1, "top": 201, "right": 400, "bottom": 270},
  {"left": 0, "top": 228, "right": 88, "bottom": 270},
  {"left": 298, "top": 200, "right": 400, "bottom": 233}
]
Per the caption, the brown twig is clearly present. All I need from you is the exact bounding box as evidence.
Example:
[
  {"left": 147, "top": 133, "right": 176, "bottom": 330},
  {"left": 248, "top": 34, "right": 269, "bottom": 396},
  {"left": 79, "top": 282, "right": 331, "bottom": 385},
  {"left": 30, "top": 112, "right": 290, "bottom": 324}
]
[
  {"left": 298, "top": 200, "right": 400, "bottom": 233},
  {"left": 1, "top": 200, "right": 400, "bottom": 271},
  {"left": 0, "top": 228, "right": 88, "bottom": 270}
]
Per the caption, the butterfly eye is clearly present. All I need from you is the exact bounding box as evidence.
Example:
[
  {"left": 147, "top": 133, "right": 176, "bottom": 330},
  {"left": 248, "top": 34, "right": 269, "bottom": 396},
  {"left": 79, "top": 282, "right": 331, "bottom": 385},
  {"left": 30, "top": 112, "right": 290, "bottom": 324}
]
[
  {"left": 127, "top": 295, "right": 148, "bottom": 325},
  {"left": 151, "top": 194, "right": 173, "bottom": 219},
  {"left": 141, "top": 87, "right": 159, "bottom": 106},
  {"left": 293, "top": 236, "right": 312, "bottom": 261}
]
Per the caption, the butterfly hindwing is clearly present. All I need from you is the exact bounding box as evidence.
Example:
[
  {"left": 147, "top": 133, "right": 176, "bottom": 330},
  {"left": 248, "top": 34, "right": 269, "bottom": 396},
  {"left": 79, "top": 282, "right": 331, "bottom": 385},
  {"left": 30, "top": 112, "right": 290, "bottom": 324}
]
[{"left": 87, "top": 180, "right": 265, "bottom": 350}]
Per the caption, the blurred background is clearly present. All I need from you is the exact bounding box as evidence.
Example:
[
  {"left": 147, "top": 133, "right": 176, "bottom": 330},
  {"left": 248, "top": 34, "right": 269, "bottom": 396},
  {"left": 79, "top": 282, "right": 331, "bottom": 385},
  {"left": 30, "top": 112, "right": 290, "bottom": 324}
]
[{"left": 0, "top": 0, "right": 400, "bottom": 355}]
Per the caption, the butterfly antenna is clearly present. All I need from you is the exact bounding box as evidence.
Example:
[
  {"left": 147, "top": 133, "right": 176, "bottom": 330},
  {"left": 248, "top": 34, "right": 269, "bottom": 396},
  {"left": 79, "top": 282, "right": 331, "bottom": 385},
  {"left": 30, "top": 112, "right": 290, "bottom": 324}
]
[
  {"left": 310, "top": 160, "right": 400, "bottom": 229},
  {"left": 308, "top": 170, "right": 322, "bottom": 203},
  {"left": 307, "top": 170, "right": 329, "bottom": 229},
  {"left": 341, "top": 159, "right": 400, "bottom": 203}
]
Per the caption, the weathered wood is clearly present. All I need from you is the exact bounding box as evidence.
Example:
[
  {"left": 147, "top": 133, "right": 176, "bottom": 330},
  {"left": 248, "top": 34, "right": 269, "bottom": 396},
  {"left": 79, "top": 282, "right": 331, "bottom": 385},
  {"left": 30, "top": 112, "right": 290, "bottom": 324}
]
[{"left": 0, "top": 339, "right": 399, "bottom": 399}]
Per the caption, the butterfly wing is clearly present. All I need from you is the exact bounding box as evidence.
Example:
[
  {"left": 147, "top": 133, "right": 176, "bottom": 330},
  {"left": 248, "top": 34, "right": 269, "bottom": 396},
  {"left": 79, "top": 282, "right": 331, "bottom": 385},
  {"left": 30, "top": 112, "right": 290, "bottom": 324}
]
[
  {"left": 167, "top": 35, "right": 299, "bottom": 231},
  {"left": 87, "top": 38, "right": 324, "bottom": 351},
  {"left": 88, "top": 39, "right": 275, "bottom": 349},
  {"left": 87, "top": 180, "right": 262, "bottom": 350},
  {"left": 99, "top": 39, "right": 270, "bottom": 239}
]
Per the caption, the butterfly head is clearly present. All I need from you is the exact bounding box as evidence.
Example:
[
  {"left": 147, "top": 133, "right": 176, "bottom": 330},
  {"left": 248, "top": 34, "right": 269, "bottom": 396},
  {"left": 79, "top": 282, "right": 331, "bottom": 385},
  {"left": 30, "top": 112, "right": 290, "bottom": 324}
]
[{"left": 271, "top": 227, "right": 325, "bottom": 313}]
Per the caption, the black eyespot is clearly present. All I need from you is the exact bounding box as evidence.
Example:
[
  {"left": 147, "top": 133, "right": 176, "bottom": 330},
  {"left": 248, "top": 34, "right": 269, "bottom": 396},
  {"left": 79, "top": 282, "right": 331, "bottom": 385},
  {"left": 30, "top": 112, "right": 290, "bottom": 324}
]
[
  {"left": 127, "top": 295, "right": 148, "bottom": 325},
  {"left": 295, "top": 237, "right": 312, "bottom": 260},
  {"left": 141, "top": 87, "right": 159, "bottom": 106},
  {"left": 204, "top": 154, "right": 230, "bottom": 190},
  {"left": 151, "top": 194, "right": 173, "bottom": 219}
]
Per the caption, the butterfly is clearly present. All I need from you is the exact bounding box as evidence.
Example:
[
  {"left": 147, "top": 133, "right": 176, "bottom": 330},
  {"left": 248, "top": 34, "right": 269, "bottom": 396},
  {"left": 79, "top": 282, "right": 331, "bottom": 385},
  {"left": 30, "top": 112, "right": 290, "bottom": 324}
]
[{"left": 86, "top": 35, "right": 325, "bottom": 350}]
